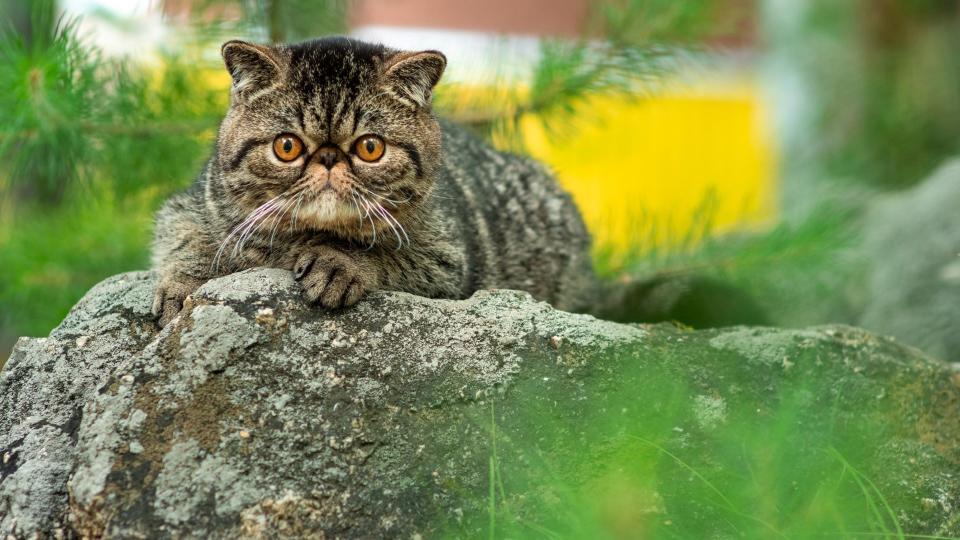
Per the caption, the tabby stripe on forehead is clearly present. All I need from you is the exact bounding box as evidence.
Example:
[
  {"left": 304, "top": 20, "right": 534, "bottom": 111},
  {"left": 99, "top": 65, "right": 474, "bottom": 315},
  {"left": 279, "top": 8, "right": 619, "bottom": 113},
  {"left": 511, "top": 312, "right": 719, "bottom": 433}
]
[
  {"left": 324, "top": 95, "right": 336, "bottom": 141},
  {"left": 350, "top": 109, "right": 361, "bottom": 135},
  {"left": 331, "top": 96, "right": 348, "bottom": 138},
  {"left": 394, "top": 141, "right": 423, "bottom": 179},
  {"left": 297, "top": 108, "right": 307, "bottom": 133},
  {"left": 226, "top": 137, "right": 271, "bottom": 171}
]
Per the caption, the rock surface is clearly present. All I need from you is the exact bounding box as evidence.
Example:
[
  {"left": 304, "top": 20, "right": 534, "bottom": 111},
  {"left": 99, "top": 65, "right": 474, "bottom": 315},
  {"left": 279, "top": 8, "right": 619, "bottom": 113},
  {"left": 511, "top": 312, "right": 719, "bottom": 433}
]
[
  {"left": 860, "top": 159, "right": 960, "bottom": 363},
  {"left": 1, "top": 268, "right": 959, "bottom": 538}
]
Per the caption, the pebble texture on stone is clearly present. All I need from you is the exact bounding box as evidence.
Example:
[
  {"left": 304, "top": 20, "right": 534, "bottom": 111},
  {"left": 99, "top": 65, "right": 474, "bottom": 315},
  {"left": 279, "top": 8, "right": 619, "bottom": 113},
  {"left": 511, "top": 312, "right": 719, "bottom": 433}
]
[{"left": 1, "top": 268, "right": 959, "bottom": 538}]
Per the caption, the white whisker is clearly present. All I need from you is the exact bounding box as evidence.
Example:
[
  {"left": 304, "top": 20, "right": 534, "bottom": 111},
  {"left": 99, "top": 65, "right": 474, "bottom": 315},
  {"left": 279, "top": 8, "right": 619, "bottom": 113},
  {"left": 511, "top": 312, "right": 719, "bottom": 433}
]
[
  {"left": 380, "top": 204, "right": 410, "bottom": 248},
  {"left": 289, "top": 192, "right": 306, "bottom": 233},
  {"left": 353, "top": 183, "right": 412, "bottom": 207},
  {"left": 356, "top": 193, "right": 379, "bottom": 250},
  {"left": 359, "top": 196, "right": 397, "bottom": 250},
  {"left": 234, "top": 197, "right": 286, "bottom": 258},
  {"left": 212, "top": 195, "right": 283, "bottom": 272},
  {"left": 371, "top": 202, "right": 405, "bottom": 250},
  {"left": 268, "top": 197, "right": 298, "bottom": 251}
]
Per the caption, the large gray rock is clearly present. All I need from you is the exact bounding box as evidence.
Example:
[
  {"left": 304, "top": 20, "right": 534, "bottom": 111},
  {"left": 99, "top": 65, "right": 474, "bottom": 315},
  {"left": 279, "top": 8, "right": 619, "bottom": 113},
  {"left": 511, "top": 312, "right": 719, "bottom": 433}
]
[
  {"left": 2, "top": 268, "right": 959, "bottom": 538},
  {"left": 860, "top": 159, "right": 960, "bottom": 363},
  {"left": 0, "top": 272, "right": 158, "bottom": 537}
]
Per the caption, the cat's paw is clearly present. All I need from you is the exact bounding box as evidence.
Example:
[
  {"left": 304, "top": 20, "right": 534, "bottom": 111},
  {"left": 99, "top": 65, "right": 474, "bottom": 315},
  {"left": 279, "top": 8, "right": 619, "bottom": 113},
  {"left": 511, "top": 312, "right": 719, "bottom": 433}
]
[
  {"left": 294, "top": 247, "right": 374, "bottom": 309},
  {"left": 152, "top": 274, "right": 204, "bottom": 327}
]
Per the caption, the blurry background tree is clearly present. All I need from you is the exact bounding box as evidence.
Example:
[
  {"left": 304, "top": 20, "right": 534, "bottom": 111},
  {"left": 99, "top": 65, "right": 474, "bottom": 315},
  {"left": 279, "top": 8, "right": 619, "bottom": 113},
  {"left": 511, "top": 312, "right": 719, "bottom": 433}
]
[
  {"left": 0, "top": 0, "right": 61, "bottom": 203},
  {"left": 1, "top": 0, "right": 959, "bottom": 363},
  {"left": 766, "top": 0, "right": 960, "bottom": 211}
]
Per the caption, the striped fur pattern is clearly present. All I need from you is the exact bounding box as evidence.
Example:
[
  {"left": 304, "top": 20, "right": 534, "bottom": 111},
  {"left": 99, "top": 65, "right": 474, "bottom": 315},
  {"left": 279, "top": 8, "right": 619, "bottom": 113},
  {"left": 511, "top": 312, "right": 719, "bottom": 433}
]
[{"left": 151, "top": 37, "right": 595, "bottom": 326}]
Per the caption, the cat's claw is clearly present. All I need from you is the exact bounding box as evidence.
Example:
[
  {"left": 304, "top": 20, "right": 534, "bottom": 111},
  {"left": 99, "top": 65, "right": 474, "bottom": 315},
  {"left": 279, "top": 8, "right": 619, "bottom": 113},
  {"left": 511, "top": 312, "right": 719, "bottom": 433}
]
[
  {"left": 294, "top": 247, "right": 373, "bottom": 309},
  {"left": 152, "top": 274, "right": 203, "bottom": 327}
]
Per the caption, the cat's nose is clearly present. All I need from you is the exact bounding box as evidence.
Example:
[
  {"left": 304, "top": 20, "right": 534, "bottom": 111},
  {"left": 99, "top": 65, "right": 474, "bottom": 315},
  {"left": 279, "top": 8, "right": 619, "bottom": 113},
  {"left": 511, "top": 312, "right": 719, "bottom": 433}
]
[{"left": 316, "top": 147, "right": 339, "bottom": 169}]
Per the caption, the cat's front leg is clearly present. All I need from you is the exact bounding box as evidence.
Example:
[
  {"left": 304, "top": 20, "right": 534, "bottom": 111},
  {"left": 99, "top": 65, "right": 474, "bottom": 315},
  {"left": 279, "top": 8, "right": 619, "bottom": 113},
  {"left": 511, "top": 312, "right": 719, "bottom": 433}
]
[
  {"left": 151, "top": 195, "right": 218, "bottom": 327},
  {"left": 152, "top": 272, "right": 206, "bottom": 327},
  {"left": 293, "top": 245, "right": 379, "bottom": 309}
]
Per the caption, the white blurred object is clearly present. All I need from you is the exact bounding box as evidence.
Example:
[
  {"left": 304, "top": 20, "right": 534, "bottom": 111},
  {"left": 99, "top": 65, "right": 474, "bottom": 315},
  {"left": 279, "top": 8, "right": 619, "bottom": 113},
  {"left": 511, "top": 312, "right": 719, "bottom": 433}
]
[
  {"left": 60, "top": 0, "right": 167, "bottom": 58},
  {"left": 351, "top": 26, "right": 540, "bottom": 85}
]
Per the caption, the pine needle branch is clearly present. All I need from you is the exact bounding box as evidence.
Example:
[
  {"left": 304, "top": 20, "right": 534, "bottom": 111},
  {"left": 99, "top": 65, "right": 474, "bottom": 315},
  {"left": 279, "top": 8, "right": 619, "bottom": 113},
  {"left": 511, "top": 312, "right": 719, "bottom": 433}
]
[
  {"left": 0, "top": 6, "right": 224, "bottom": 205},
  {"left": 441, "top": 0, "right": 718, "bottom": 151}
]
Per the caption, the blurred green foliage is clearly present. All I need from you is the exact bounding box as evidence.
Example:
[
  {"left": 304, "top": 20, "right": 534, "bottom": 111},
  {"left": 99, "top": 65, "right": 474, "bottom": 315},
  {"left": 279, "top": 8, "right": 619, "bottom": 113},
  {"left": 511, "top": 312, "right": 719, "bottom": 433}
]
[
  {"left": 594, "top": 199, "right": 866, "bottom": 329},
  {"left": 0, "top": 2, "right": 93, "bottom": 203},
  {"left": 0, "top": 195, "right": 153, "bottom": 345},
  {"left": 455, "top": 356, "right": 942, "bottom": 539},
  {"left": 0, "top": 3, "right": 223, "bottom": 204},
  {"left": 0, "top": 3, "right": 223, "bottom": 345},
  {"left": 200, "top": 0, "right": 350, "bottom": 43},
  {"left": 444, "top": 0, "right": 724, "bottom": 150},
  {"left": 780, "top": 0, "right": 960, "bottom": 189}
]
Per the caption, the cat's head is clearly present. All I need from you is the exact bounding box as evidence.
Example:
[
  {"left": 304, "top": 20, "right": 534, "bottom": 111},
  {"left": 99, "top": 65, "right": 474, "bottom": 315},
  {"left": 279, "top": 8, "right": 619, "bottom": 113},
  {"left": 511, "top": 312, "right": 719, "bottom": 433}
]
[{"left": 211, "top": 37, "right": 445, "bottom": 244}]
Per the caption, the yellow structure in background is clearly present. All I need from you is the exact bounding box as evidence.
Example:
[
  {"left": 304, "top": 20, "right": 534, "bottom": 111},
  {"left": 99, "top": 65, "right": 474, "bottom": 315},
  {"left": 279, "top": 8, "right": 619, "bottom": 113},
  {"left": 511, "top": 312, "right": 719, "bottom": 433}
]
[{"left": 521, "top": 78, "right": 778, "bottom": 261}]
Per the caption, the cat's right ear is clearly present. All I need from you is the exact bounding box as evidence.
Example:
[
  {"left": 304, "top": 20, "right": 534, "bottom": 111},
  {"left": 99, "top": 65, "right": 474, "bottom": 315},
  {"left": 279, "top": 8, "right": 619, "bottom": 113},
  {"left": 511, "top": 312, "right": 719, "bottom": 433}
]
[{"left": 221, "top": 40, "right": 282, "bottom": 101}]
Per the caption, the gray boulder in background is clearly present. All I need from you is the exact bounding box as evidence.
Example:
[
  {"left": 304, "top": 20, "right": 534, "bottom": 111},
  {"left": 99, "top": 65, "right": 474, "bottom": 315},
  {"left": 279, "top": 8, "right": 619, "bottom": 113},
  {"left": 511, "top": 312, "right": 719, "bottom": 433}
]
[
  {"left": 860, "top": 159, "right": 960, "bottom": 363},
  {"left": 2, "top": 268, "right": 959, "bottom": 538}
]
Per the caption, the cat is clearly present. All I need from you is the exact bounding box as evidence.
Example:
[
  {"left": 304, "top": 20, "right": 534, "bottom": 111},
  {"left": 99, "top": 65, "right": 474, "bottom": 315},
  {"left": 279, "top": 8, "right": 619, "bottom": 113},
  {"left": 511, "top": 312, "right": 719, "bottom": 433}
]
[{"left": 151, "top": 37, "right": 596, "bottom": 327}]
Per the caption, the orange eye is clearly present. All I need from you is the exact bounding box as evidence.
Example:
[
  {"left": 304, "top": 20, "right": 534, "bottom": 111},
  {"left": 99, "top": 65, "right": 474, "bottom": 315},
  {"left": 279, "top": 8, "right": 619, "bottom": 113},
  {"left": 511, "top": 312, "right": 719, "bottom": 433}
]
[
  {"left": 354, "top": 135, "right": 385, "bottom": 162},
  {"left": 273, "top": 134, "right": 304, "bottom": 162}
]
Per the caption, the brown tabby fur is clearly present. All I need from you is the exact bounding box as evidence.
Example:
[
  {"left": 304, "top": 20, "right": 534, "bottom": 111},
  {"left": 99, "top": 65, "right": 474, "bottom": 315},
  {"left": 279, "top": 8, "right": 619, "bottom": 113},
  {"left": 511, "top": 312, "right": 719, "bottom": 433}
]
[{"left": 151, "top": 37, "right": 595, "bottom": 326}]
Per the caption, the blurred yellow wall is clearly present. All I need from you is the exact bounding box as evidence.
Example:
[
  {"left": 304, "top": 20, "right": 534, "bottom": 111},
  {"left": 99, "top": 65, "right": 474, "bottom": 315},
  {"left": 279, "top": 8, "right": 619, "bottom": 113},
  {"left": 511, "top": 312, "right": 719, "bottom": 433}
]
[{"left": 521, "top": 78, "right": 778, "bottom": 262}]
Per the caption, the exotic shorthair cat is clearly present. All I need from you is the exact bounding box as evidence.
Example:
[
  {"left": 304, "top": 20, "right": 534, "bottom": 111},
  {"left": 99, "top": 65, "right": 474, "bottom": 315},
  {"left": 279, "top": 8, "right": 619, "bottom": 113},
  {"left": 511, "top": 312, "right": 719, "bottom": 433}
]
[{"left": 151, "top": 37, "right": 596, "bottom": 326}]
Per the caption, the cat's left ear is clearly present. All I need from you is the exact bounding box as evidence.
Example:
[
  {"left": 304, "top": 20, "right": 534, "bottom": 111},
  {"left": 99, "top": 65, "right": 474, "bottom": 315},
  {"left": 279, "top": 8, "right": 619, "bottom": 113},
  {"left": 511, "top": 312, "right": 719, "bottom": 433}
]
[{"left": 382, "top": 50, "right": 446, "bottom": 108}]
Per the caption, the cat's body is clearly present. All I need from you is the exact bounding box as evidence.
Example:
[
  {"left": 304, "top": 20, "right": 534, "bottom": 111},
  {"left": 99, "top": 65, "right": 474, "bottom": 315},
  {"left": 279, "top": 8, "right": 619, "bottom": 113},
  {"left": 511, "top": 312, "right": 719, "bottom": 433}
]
[{"left": 151, "top": 37, "right": 595, "bottom": 325}]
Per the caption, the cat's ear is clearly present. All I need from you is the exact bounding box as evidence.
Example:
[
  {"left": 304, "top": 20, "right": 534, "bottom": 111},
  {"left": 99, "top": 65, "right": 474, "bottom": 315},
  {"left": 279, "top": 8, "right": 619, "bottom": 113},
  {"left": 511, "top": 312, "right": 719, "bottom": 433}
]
[
  {"left": 221, "top": 40, "right": 282, "bottom": 101},
  {"left": 382, "top": 50, "right": 446, "bottom": 108}
]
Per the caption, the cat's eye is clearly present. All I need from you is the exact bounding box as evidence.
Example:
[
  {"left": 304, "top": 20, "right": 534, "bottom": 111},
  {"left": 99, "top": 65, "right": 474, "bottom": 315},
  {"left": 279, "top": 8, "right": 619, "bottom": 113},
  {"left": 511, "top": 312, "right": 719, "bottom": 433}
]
[
  {"left": 273, "top": 134, "right": 304, "bottom": 162},
  {"left": 354, "top": 135, "right": 385, "bottom": 162}
]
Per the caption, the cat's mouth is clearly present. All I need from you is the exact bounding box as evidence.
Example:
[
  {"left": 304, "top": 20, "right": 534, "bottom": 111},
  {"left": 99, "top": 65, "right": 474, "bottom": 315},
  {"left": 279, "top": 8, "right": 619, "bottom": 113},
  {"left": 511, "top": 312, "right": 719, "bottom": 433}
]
[
  {"left": 299, "top": 189, "right": 356, "bottom": 227},
  {"left": 317, "top": 181, "right": 335, "bottom": 192},
  {"left": 289, "top": 168, "right": 359, "bottom": 226},
  {"left": 283, "top": 169, "right": 406, "bottom": 247}
]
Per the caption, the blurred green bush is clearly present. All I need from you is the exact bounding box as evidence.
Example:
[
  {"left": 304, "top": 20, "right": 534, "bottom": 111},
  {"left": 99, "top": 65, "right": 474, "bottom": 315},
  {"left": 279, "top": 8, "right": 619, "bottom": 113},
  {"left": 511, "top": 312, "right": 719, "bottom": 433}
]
[{"left": 0, "top": 4, "right": 224, "bottom": 347}]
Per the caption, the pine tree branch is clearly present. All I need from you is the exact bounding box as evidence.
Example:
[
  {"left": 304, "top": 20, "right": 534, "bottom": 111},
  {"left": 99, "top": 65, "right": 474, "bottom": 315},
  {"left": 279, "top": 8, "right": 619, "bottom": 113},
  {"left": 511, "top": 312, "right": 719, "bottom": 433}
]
[{"left": 0, "top": 118, "right": 220, "bottom": 143}]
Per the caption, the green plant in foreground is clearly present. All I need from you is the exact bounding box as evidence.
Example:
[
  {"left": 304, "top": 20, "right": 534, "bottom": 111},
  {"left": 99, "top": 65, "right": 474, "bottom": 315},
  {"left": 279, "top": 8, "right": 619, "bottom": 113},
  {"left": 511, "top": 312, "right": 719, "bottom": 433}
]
[{"left": 445, "top": 355, "right": 956, "bottom": 540}]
